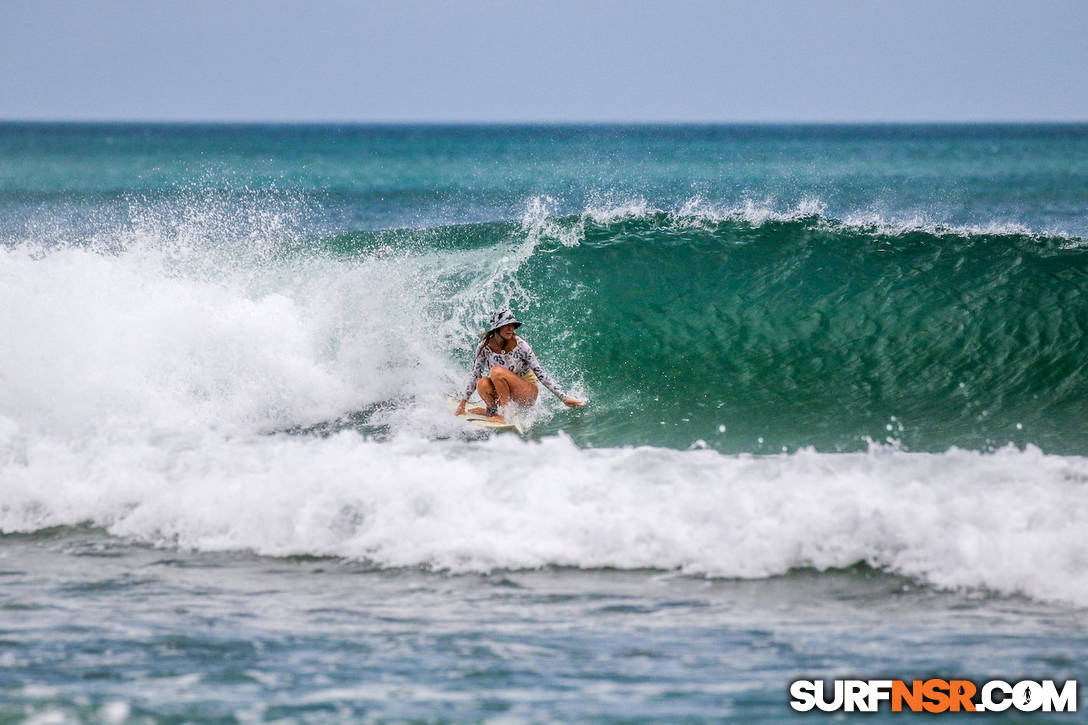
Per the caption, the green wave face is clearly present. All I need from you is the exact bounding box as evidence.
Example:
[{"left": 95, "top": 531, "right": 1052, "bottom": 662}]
[{"left": 501, "top": 215, "right": 1088, "bottom": 453}]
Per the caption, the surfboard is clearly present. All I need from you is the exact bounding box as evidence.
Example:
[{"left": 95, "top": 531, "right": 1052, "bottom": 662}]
[{"left": 445, "top": 396, "right": 525, "bottom": 434}]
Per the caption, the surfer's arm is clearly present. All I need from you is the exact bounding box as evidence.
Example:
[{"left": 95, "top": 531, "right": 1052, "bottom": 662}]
[
  {"left": 463, "top": 350, "right": 487, "bottom": 401},
  {"left": 521, "top": 342, "right": 569, "bottom": 400}
]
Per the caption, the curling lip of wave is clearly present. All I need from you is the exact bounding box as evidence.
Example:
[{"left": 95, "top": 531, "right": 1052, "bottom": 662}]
[
  {"left": 336, "top": 196, "right": 1083, "bottom": 257},
  {"left": 520, "top": 193, "right": 1088, "bottom": 243}
]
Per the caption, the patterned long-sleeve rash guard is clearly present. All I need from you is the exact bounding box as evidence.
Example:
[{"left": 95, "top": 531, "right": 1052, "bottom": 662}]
[{"left": 464, "top": 335, "right": 567, "bottom": 400}]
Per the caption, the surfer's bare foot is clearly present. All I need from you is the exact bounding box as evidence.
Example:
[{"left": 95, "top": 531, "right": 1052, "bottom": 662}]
[
  {"left": 468, "top": 407, "right": 487, "bottom": 415},
  {"left": 487, "top": 414, "right": 506, "bottom": 423}
]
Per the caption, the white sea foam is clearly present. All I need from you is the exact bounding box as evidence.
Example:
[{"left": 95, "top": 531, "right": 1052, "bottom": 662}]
[
  {"left": 525, "top": 193, "right": 1080, "bottom": 244},
  {"left": 0, "top": 216, "right": 534, "bottom": 438},
  {"left": 689, "top": 198, "right": 1078, "bottom": 240},
  {"left": 583, "top": 196, "right": 653, "bottom": 223},
  {"left": 2, "top": 420, "right": 1086, "bottom": 606}
]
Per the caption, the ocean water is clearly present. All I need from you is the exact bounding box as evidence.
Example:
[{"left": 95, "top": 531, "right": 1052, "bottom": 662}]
[{"left": 1, "top": 123, "right": 1087, "bottom": 723}]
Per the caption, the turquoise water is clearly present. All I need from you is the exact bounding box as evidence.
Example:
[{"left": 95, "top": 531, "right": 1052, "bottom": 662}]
[{"left": 1, "top": 123, "right": 1087, "bottom": 722}]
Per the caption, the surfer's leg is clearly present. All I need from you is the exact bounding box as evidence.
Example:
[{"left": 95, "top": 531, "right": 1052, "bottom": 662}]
[
  {"left": 489, "top": 367, "right": 538, "bottom": 406},
  {"left": 472, "top": 377, "right": 498, "bottom": 416},
  {"left": 490, "top": 370, "right": 512, "bottom": 406}
]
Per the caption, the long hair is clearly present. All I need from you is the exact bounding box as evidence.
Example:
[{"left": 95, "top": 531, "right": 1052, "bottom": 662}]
[{"left": 473, "top": 329, "right": 497, "bottom": 360}]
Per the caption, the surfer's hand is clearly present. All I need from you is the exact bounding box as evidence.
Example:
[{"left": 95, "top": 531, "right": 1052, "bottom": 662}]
[
  {"left": 562, "top": 397, "right": 584, "bottom": 408},
  {"left": 455, "top": 399, "right": 466, "bottom": 416}
]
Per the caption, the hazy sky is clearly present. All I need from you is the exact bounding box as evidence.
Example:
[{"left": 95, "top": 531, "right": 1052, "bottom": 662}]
[{"left": 3, "top": 0, "right": 1086, "bottom": 122}]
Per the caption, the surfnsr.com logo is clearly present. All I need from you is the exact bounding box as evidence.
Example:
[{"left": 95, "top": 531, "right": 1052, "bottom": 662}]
[{"left": 789, "top": 679, "right": 1078, "bottom": 713}]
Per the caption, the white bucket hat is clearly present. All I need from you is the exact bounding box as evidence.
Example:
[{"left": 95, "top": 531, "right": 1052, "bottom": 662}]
[{"left": 487, "top": 308, "right": 522, "bottom": 333}]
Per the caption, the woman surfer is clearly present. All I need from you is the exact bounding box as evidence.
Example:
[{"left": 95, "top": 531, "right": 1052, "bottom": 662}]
[{"left": 455, "top": 308, "right": 584, "bottom": 422}]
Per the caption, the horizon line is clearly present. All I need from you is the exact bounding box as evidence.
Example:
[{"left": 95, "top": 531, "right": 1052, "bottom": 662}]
[{"left": 3, "top": 117, "right": 1088, "bottom": 127}]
